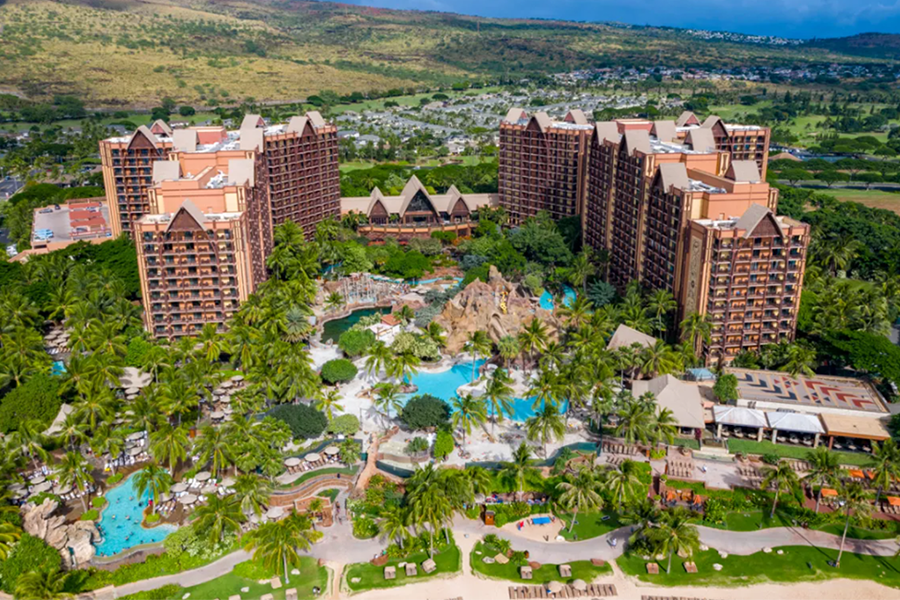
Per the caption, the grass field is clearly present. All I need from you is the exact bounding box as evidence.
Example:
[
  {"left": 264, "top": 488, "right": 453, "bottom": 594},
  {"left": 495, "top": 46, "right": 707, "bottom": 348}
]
[
  {"left": 618, "top": 545, "right": 900, "bottom": 588},
  {"left": 343, "top": 543, "right": 461, "bottom": 593},
  {"left": 470, "top": 541, "right": 612, "bottom": 583},
  {"left": 278, "top": 466, "right": 357, "bottom": 490},
  {"left": 555, "top": 511, "right": 623, "bottom": 541},
  {"left": 727, "top": 438, "right": 876, "bottom": 467},
  {"left": 810, "top": 187, "right": 900, "bottom": 214}
]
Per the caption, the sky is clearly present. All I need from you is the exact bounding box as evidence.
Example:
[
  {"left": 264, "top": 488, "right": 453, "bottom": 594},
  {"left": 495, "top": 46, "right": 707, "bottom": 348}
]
[{"left": 337, "top": 0, "right": 900, "bottom": 39}]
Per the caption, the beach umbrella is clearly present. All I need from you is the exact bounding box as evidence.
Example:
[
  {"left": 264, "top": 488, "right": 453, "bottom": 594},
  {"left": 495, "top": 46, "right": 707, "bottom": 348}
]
[
  {"left": 220, "top": 477, "right": 235, "bottom": 488},
  {"left": 9, "top": 483, "right": 24, "bottom": 492},
  {"left": 178, "top": 493, "right": 198, "bottom": 505},
  {"left": 571, "top": 579, "right": 587, "bottom": 591},
  {"left": 128, "top": 447, "right": 142, "bottom": 457},
  {"left": 171, "top": 483, "right": 188, "bottom": 494},
  {"left": 195, "top": 471, "right": 211, "bottom": 482},
  {"left": 305, "top": 453, "right": 321, "bottom": 463},
  {"left": 200, "top": 485, "right": 217, "bottom": 495},
  {"left": 284, "top": 457, "right": 301, "bottom": 467},
  {"left": 31, "top": 476, "right": 46, "bottom": 485},
  {"left": 231, "top": 375, "right": 244, "bottom": 382},
  {"left": 32, "top": 481, "right": 52, "bottom": 494},
  {"left": 158, "top": 493, "right": 173, "bottom": 503},
  {"left": 223, "top": 407, "right": 233, "bottom": 415},
  {"left": 324, "top": 446, "right": 340, "bottom": 456},
  {"left": 125, "top": 387, "right": 140, "bottom": 396},
  {"left": 220, "top": 380, "right": 233, "bottom": 389},
  {"left": 127, "top": 432, "right": 144, "bottom": 441},
  {"left": 266, "top": 506, "right": 284, "bottom": 519},
  {"left": 547, "top": 581, "right": 562, "bottom": 593},
  {"left": 210, "top": 411, "right": 224, "bottom": 420},
  {"left": 54, "top": 484, "right": 73, "bottom": 495}
]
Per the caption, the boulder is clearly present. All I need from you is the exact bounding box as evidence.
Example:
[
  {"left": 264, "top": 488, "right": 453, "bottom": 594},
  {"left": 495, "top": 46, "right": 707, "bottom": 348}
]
[{"left": 20, "top": 498, "right": 97, "bottom": 567}]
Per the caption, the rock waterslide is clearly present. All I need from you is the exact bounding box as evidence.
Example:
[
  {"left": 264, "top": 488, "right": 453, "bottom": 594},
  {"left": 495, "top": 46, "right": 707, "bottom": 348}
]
[
  {"left": 22, "top": 499, "right": 99, "bottom": 567},
  {"left": 435, "top": 266, "right": 561, "bottom": 354}
]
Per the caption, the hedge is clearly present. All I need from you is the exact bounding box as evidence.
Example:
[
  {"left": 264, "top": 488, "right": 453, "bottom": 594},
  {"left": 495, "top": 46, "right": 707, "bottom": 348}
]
[
  {"left": 338, "top": 329, "right": 375, "bottom": 357},
  {"left": 320, "top": 358, "right": 358, "bottom": 384},
  {"left": 270, "top": 403, "right": 328, "bottom": 439}
]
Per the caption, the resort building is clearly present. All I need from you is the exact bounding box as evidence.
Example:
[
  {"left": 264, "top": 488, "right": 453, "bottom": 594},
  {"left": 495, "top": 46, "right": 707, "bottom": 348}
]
[
  {"left": 498, "top": 108, "right": 593, "bottom": 225},
  {"left": 135, "top": 127, "right": 273, "bottom": 339},
  {"left": 99, "top": 112, "right": 339, "bottom": 240},
  {"left": 341, "top": 175, "right": 497, "bottom": 242}
]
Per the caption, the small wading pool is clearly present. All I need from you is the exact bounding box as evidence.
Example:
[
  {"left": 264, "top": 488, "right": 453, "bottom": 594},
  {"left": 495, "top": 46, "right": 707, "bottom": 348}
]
[
  {"left": 539, "top": 285, "right": 577, "bottom": 311},
  {"left": 403, "top": 359, "right": 567, "bottom": 422},
  {"left": 93, "top": 471, "right": 176, "bottom": 557}
]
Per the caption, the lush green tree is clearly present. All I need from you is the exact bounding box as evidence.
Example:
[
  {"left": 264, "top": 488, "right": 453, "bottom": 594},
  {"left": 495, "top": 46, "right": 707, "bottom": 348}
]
[
  {"left": 712, "top": 374, "right": 739, "bottom": 404},
  {"left": 193, "top": 494, "right": 246, "bottom": 543},
  {"left": 243, "top": 514, "right": 316, "bottom": 585},
  {"left": 525, "top": 402, "right": 565, "bottom": 458},
  {"left": 499, "top": 442, "right": 534, "bottom": 493},
  {"left": 804, "top": 446, "right": 844, "bottom": 513},
  {"left": 0, "top": 534, "right": 60, "bottom": 594},
  {"left": 557, "top": 467, "right": 602, "bottom": 532},
  {"left": 56, "top": 452, "right": 94, "bottom": 513},
  {"left": 835, "top": 483, "right": 872, "bottom": 568},
  {"left": 399, "top": 394, "right": 451, "bottom": 430},
  {"left": 377, "top": 505, "right": 411, "bottom": 550},
  {"left": 0, "top": 374, "right": 61, "bottom": 434},
  {"left": 14, "top": 570, "right": 71, "bottom": 600},
  {"left": 338, "top": 329, "right": 375, "bottom": 358},
  {"left": 603, "top": 459, "right": 643, "bottom": 507},
  {"left": 133, "top": 463, "right": 173, "bottom": 515},
  {"left": 483, "top": 368, "right": 514, "bottom": 435},
  {"left": 450, "top": 393, "right": 487, "bottom": 451},
  {"left": 233, "top": 474, "right": 271, "bottom": 517},
  {"left": 314, "top": 388, "right": 344, "bottom": 420},
  {"left": 647, "top": 507, "right": 699, "bottom": 574},
  {"left": 760, "top": 462, "right": 800, "bottom": 519},
  {"left": 269, "top": 404, "right": 327, "bottom": 440},
  {"left": 464, "top": 330, "right": 492, "bottom": 382},
  {"left": 320, "top": 358, "right": 357, "bottom": 385}
]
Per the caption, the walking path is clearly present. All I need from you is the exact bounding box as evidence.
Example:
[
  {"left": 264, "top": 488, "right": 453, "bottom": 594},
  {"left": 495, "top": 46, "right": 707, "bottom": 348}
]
[{"left": 109, "top": 517, "right": 900, "bottom": 598}]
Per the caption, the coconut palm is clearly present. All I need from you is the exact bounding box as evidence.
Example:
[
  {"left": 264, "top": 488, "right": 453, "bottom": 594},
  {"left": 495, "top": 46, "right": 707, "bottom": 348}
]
[
  {"left": 424, "top": 322, "right": 447, "bottom": 348},
  {"left": 243, "top": 514, "right": 315, "bottom": 585},
  {"left": 760, "top": 461, "right": 800, "bottom": 519},
  {"left": 160, "top": 378, "right": 199, "bottom": 426},
  {"left": 870, "top": 439, "right": 900, "bottom": 504},
  {"left": 464, "top": 330, "right": 492, "bottom": 382},
  {"left": 614, "top": 397, "right": 653, "bottom": 446},
  {"left": 324, "top": 292, "right": 345, "bottom": 313},
  {"left": 781, "top": 343, "right": 817, "bottom": 378},
  {"left": 464, "top": 465, "right": 493, "bottom": 496},
  {"left": 805, "top": 446, "right": 844, "bottom": 513},
  {"left": 603, "top": 459, "right": 643, "bottom": 508},
  {"left": 339, "top": 439, "right": 361, "bottom": 465},
  {"left": 526, "top": 402, "right": 566, "bottom": 458},
  {"left": 56, "top": 452, "right": 94, "bottom": 513},
  {"left": 518, "top": 319, "right": 548, "bottom": 374},
  {"left": 150, "top": 424, "right": 189, "bottom": 475},
  {"left": 0, "top": 522, "right": 21, "bottom": 560},
  {"left": 497, "top": 335, "right": 521, "bottom": 370},
  {"left": 193, "top": 494, "right": 246, "bottom": 543},
  {"left": 396, "top": 304, "right": 416, "bottom": 326},
  {"left": 835, "top": 482, "right": 872, "bottom": 568},
  {"left": 499, "top": 442, "right": 534, "bottom": 494},
  {"left": 73, "top": 389, "right": 116, "bottom": 432},
  {"left": 233, "top": 473, "right": 271, "bottom": 517},
  {"left": 557, "top": 466, "right": 602, "bottom": 532},
  {"left": 483, "top": 368, "right": 515, "bottom": 435},
  {"left": 450, "top": 393, "right": 487, "bottom": 451},
  {"left": 377, "top": 505, "right": 411, "bottom": 549},
  {"left": 647, "top": 507, "right": 700, "bottom": 574},
  {"left": 389, "top": 352, "right": 420, "bottom": 384},
  {"left": 559, "top": 296, "right": 593, "bottom": 330},
  {"left": 406, "top": 465, "right": 453, "bottom": 558},
  {"left": 568, "top": 248, "right": 596, "bottom": 295},
  {"left": 639, "top": 340, "right": 681, "bottom": 379},
  {"left": 195, "top": 424, "right": 233, "bottom": 478},
  {"left": 373, "top": 382, "right": 403, "bottom": 419},
  {"left": 651, "top": 407, "right": 678, "bottom": 448},
  {"left": 14, "top": 570, "right": 72, "bottom": 600},
  {"left": 133, "top": 463, "right": 173, "bottom": 515},
  {"left": 364, "top": 341, "right": 393, "bottom": 380},
  {"left": 527, "top": 367, "right": 562, "bottom": 411},
  {"left": 679, "top": 312, "right": 711, "bottom": 356},
  {"left": 645, "top": 289, "right": 677, "bottom": 335},
  {"left": 55, "top": 415, "right": 88, "bottom": 452},
  {"left": 314, "top": 388, "right": 344, "bottom": 420},
  {"left": 11, "top": 420, "right": 49, "bottom": 471}
]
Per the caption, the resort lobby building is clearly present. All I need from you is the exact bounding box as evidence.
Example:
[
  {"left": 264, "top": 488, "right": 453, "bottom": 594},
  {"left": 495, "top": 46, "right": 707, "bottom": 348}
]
[
  {"left": 340, "top": 175, "right": 497, "bottom": 242},
  {"left": 99, "top": 112, "right": 339, "bottom": 240}
]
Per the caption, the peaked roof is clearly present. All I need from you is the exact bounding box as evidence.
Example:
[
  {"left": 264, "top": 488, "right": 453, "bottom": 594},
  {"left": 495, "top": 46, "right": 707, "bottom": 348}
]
[
  {"left": 651, "top": 120, "right": 677, "bottom": 142},
  {"left": 657, "top": 162, "right": 689, "bottom": 192},
  {"left": 172, "top": 129, "right": 198, "bottom": 153},
  {"left": 307, "top": 111, "right": 326, "bottom": 128},
  {"left": 504, "top": 107, "right": 527, "bottom": 123},
  {"left": 227, "top": 159, "right": 255, "bottom": 187},
  {"left": 530, "top": 112, "right": 553, "bottom": 132},
  {"left": 287, "top": 116, "right": 310, "bottom": 134},
  {"left": 128, "top": 125, "right": 160, "bottom": 150},
  {"left": 686, "top": 127, "right": 716, "bottom": 153},
  {"left": 150, "top": 119, "right": 173, "bottom": 137},
  {"left": 607, "top": 324, "right": 658, "bottom": 351},
  {"left": 622, "top": 129, "right": 651, "bottom": 156},
  {"left": 676, "top": 111, "right": 700, "bottom": 127},
  {"left": 565, "top": 109, "right": 589, "bottom": 125},
  {"left": 727, "top": 160, "right": 761, "bottom": 183},
  {"left": 166, "top": 200, "right": 207, "bottom": 232},
  {"left": 632, "top": 375, "right": 705, "bottom": 429},
  {"left": 734, "top": 204, "right": 782, "bottom": 239},
  {"left": 152, "top": 160, "right": 181, "bottom": 184},
  {"left": 713, "top": 405, "right": 767, "bottom": 428},
  {"left": 397, "top": 175, "right": 437, "bottom": 216},
  {"left": 594, "top": 121, "right": 620, "bottom": 144},
  {"left": 765, "top": 411, "right": 824, "bottom": 434},
  {"left": 240, "top": 114, "right": 264, "bottom": 130},
  {"left": 240, "top": 128, "right": 264, "bottom": 152},
  {"left": 701, "top": 115, "right": 726, "bottom": 131}
]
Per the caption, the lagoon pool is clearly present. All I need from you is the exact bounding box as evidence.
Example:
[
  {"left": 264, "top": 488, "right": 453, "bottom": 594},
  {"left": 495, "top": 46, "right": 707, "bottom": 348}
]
[
  {"left": 51, "top": 360, "right": 66, "bottom": 376},
  {"left": 93, "top": 471, "right": 176, "bottom": 558},
  {"left": 321, "top": 307, "right": 391, "bottom": 343},
  {"left": 539, "top": 286, "right": 577, "bottom": 311},
  {"left": 405, "top": 359, "right": 567, "bottom": 422}
]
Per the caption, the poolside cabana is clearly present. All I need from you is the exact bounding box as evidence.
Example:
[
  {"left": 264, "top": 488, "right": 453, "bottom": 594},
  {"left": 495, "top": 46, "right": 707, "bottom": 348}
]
[
  {"left": 632, "top": 375, "right": 705, "bottom": 436},
  {"left": 606, "top": 324, "right": 658, "bottom": 352},
  {"left": 713, "top": 406, "right": 767, "bottom": 441},
  {"left": 819, "top": 413, "right": 891, "bottom": 452},
  {"left": 765, "top": 411, "right": 825, "bottom": 447}
]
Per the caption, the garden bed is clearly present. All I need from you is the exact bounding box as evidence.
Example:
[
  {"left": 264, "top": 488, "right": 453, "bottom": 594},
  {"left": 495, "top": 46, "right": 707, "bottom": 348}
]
[{"left": 471, "top": 540, "right": 611, "bottom": 583}]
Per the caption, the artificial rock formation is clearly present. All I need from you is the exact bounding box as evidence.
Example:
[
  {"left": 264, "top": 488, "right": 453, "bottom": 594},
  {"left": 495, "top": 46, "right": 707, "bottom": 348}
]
[
  {"left": 435, "top": 266, "right": 560, "bottom": 354},
  {"left": 22, "top": 499, "right": 99, "bottom": 567}
]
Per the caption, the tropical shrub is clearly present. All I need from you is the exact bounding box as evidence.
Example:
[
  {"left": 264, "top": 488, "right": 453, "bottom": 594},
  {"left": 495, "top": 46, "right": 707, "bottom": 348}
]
[
  {"left": 92, "top": 497, "right": 107, "bottom": 508},
  {"left": 0, "top": 373, "right": 62, "bottom": 434},
  {"left": 399, "top": 394, "right": 451, "bottom": 430},
  {"left": 320, "top": 358, "right": 358, "bottom": 384},
  {"left": 0, "top": 534, "right": 61, "bottom": 593},
  {"left": 269, "top": 404, "right": 328, "bottom": 439},
  {"left": 81, "top": 509, "right": 99, "bottom": 521},
  {"left": 327, "top": 414, "right": 360, "bottom": 436},
  {"left": 433, "top": 429, "right": 454, "bottom": 460},
  {"left": 338, "top": 329, "right": 375, "bottom": 358},
  {"left": 713, "top": 374, "right": 739, "bottom": 403},
  {"left": 352, "top": 515, "right": 378, "bottom": 539}
]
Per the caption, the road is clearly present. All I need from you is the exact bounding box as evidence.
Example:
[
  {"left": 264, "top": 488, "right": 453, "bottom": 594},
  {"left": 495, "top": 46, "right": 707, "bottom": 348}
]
[{"left": 0, "top": 178, "right": 23, "bottom": 200}]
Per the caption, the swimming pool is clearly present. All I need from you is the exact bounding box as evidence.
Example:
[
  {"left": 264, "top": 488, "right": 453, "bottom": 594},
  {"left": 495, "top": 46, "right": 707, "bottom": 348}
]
[
  {"left": 51, "top": 361, "right": 66, "bottom": 376},
  {"left": 538, "top": 286, "right": 577, "bottom": 311},
  {"left": 321, "top": 307, "right": 391, "bottom": 343},
  {"left": 404, "top": 359, "right": 567, "bottom": 422},
  {"left": 93, "top": 471, "right": 176, "bottom": 558}
]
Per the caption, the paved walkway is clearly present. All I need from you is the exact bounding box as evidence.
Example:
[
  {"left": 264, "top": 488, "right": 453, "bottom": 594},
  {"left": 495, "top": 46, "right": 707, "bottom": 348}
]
[{"left": 109, "top": 516, "right": 900, "bottom": 598}]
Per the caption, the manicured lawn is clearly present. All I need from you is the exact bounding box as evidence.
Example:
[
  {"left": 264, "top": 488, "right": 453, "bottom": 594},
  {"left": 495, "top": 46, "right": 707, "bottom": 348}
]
[
  {"left": 343, "top": 543, "right": 461, "bottom": 593},
  {"left": 471, "top": 541, "right": 611, "bottom": 583},
  {"left": 727, "top": 439, "right": 875, "bottom": 467},
  {"left": 556, "top": 511, "right": 623, "bottom": 541},
  {"left": 618, "top": 545, "right": 900, "bottom": 588},
  {"left": 816, "top": 523, "right": 900, "bottom": 540},
  {"left": 809, "top": 188, "right": 900, "bottom": 215},
  {"left": 278, "top": 466, "right": 357, "bottom": 489},
  {"left": 119, "top": 559, "right": 328, "bottom": 600},
  {"left": 317, "top": 488, "right": 340, "bottom": 501}
]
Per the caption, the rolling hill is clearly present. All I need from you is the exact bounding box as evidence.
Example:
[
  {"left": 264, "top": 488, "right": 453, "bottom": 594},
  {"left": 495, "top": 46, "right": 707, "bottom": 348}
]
[{"left": 0, "top": 0, "right": 894, "bottom": 107}]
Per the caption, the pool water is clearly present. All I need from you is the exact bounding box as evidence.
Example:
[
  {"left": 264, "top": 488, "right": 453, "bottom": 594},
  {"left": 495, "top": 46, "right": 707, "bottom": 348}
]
[
  {"left": 321, "top": 307, "right": 391, "bottom": 343},
  {"left": 93, "top": 471, "right": 176, "bottom": 557},
  {"left": 538, "top": 286, "right": 577, "bottom": 311},
  {"left": 404, "top": 359, "right": 567, "bottom": 422},
  {"left": 51, "top": 360, "right": 66, "bottom": 376}
]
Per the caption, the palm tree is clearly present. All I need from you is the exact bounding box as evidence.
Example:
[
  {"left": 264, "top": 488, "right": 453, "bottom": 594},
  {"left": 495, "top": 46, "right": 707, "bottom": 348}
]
[
  {"left": 805, "top": 446, "right": 844, "bottom": 513},
  {"left": 314, "top": 388, "right": 344, "bottom": 420},
  {"left": 194, "top": 425, "right": 233, "bottom": 478},
  {"left": 647, "top": 507, "right": 700, "bottom": 574},
  {"left": 0, "top": 522, "right": 21, "bottom": 560},
  {"left": 339, "top": 439, "right": 361, "bottom": 465},
  {"left": 73, "top": 389, "right": 116, "bottom": 432},
  {"left": 483, "top": 368, "right": 514, "bottom": 435},
  {"left": 142, "top": 345, "right": 171, "bottom": 383},
  {"left": 243, "top": 514, "right": 315, "bottom": 585},
  {"left": 406, "top": 465, "right": 453, "bottom": 558},
  {"left": 559, "top": 296, "right": 593, "bottom": 331},
  {"left": 518, "top": 318, "right": 548, "bottom": 375},
  {"left": 870, "top": 439, "right": 900, "bottom": 504},
  {"left": 378, "top": 505, "right": 410, "bottom": 549},
  {"left": 526, "top": 402, "right": 566, "bottom": 458},
  {"left": 364, "top": 341, "right": 393, "bottom": 381},
  {"left": 497, "top": 335, "right": 521, "bottom": 370},
  {"left": 499, "top": 442, "right": 534, "bottom": 494},
  {"left": 14, "top": 570, "right": 72, "bottom": 600},
  {"left": 373, "top": 382, "right": 403, "bottom": 419},
  {"left": 781, "top": 343, "right": 817, "bottom": 378},
  {"left": 193, "top": 494, "right": 246, "bottom": 543},
  {"left": 614, "top": 398, "right": 653, "bottom": 446},
  {"left": 651, "top": 407, "right": 678, "bottom": 449},
  {"left": 55, "top": 415, "right": 88, "bottom": 452},
  {"left": 464, "top": 330, "right": 492, "bottom": 382},
  {"left": 324, "top": 292, "right": 345, "bottom": 313},
  {"left": 424, "top": 322, "right": 447, "bottom": 348},
  {"left": 56, "top": 452, "right": 94, "bottom": 513},
  {"left": 557, "top": 466, "right": 602, "bottom": 533},
  {"left": 679, "top": 312, "right": 711, "bottom": 357},
  {"left": 396, "top": 305, "right": 415, "bottom": 327},
  {"left": 760, "top": 462, "right": 800, "bottom": 519},
  {"left": 160, "top": 378, "right": 199, "bottom": 426},
  {"left": 450, "top": 393, "right": 487, "bottom": 451},
  {"left": 233, "top": 473, "right": 271, "bottom": 517},
  {"left": 603, "top": 459, "right": 643, "bottom": 508},
  {"left": 835, "top": 482, "right": 872, "bottom": 568},
  {"left": 389, "top": 352, "right": 420, "bottom": 384},
  {"left": 568, "top": 248, "right": 596, "bottom": 295},
  {"left": 133, "top": 463, "right": 173, "bottom": 515},
  {"left": 645, "top": 289, "right": 677, "bottom": 335},
  {"left": 465, "top": 465, "right": 493, "bottom": 496},
  {"left": 639, "top": 341, "right": 681, "bottom": 379},
  {"left": 150, "top": 424, "right": 189, "bottom": 475},
  {"left": 11, "top": 420, "right": 49, "bottom": 470}
]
